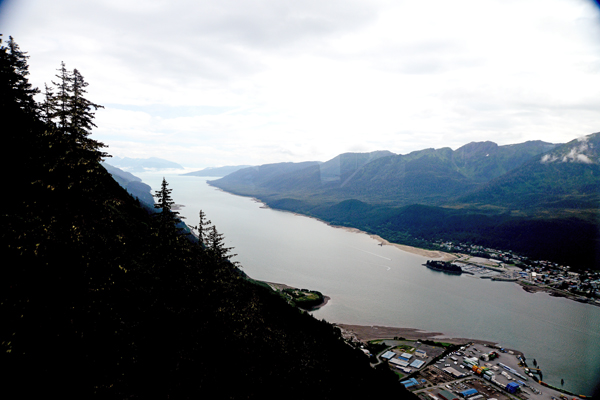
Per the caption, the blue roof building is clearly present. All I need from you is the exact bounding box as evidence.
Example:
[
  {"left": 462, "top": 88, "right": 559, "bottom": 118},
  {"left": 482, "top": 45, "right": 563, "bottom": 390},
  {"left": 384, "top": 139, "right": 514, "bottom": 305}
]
[
  {"left": 506, "top": 382, "right": 520, "bottom": 394},
  {"left": 460, "top": 389, "right": 478, "bottom": 397},
  {"left": 401, "top": 378, "right": 419, "bottom": 388}
]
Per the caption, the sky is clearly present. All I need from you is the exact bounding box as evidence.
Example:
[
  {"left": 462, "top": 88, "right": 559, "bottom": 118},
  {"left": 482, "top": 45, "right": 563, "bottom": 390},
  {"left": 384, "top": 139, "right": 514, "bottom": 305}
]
[{"left": 2, "top": 0, "right": 600, "bottom": 169}]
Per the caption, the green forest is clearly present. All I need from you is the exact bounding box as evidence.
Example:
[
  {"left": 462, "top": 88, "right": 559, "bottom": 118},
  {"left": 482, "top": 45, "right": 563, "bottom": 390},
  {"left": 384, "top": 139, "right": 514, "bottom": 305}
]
[
  {"left": 1, "top": 36, "right": 411, "bottom": 399},
  {"left": 210, "top": 141, "right": 600, "bottom": 269}
]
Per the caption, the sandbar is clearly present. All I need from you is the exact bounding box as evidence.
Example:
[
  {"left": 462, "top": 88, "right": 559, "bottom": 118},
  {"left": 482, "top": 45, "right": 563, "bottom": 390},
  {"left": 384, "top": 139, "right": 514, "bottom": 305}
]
[{"left": 337, "top": 324, "right": 507, "bottom": 349}]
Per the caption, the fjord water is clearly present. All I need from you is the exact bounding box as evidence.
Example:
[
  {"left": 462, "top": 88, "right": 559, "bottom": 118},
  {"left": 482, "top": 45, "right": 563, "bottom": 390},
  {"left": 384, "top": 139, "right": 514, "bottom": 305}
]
[{"left": 140, "top": 172, "right": 600, "bottom": 395}]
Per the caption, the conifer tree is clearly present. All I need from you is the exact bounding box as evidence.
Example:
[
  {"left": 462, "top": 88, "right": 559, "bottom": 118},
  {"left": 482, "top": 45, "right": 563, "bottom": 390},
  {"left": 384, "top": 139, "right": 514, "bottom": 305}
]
[
  {"left": 69, "top": 68, "right": 106, "bottom": 158},
  {"left": 0, "top": 35, "right": 39, "bottom": 122},
  {"left": 51, "top": 61, "right": 71, "bottom": 131},
  {"left": 2, "top": 35, "right": 39, "bottom": 115},
  {"left": 195, "top": 209, "right": 212, "bottom": 245},
  {"left": 47, "top": 62, "right": 107, "bottom": 160},
  {"left": 40, "top": 83, "right": 56, "bottom": 125},
  {"left": 206, "top": 224, "right": 237, "bottom": 263},
  {"left": 154, "top": 177, "right": 182, "bottom": 230}
]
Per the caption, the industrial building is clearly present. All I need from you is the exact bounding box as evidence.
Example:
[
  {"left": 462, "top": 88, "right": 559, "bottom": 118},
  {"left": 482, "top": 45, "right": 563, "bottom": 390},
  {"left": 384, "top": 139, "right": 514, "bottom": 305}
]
[
  {"left": 390, "top": 358, "right": 410, "bottom": 368},
  {"left": 415, "top": 349, "right": 427, "bottom": 357},
  {"left": 401, "top": 378, "right": 420, "bottom": 388},
  {"left": 438, "top": 389, "right": 459, "bottom": 400},
  {"left": 460, "top": 388, "right": 478, "bottom": 397},
  {"left": 443, "top": 367, "right": 464, "bottom": 378}
]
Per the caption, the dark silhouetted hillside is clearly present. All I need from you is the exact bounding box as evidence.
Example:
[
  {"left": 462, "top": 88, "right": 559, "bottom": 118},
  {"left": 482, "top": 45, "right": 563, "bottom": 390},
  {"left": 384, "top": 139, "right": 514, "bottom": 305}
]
[{"left": 2, "top": 37, "right": 412, "bottom": 399}]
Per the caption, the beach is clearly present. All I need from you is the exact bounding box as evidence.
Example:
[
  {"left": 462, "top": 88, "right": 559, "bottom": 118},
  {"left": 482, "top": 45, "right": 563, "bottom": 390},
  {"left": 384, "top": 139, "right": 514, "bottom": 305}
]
[{"left": 337, "top": 324, "right": 511, "bottom": 349}]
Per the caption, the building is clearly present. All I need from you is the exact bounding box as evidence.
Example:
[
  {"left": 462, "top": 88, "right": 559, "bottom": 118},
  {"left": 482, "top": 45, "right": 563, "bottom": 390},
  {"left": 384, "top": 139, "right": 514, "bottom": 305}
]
[
  {"left": 381, "top": 351, "right": 396, "bottom": 360},
  {"left": 438, "top": 390, "right": 459, "bottom": 400},
  {"left": 415, "top": 349, "right": 427, "bottom": 357},
  {"left": 401, "top": 378, "right": 420, "bottom": 389},
  {"left": 443, "top": 367, "right": 464, "bottom": 378},
  {"left": 390, "top": 358, "right": 410, "bottom": 368},
  {"left": 460, "top": 389, "right": 478, "bottom": 398},
  {"left": 410, "top": 359, "right": 425, "bottom": 369}
]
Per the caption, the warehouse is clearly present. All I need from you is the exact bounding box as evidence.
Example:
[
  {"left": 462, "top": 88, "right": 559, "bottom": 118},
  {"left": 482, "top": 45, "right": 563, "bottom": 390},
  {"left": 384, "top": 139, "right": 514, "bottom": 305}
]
[
  {"left": 415, "top": 349, "right": 427, "bottom": 357},
  {"left": 399, "top": 352, "right": 413, "bottom": 361},
  {"left": 390, "top": 358, "right": 410, "bottom": 368},
  {"left": 443, "top": 367, "right": 464, "bottom": 378},
  {"left": 438, "top": 389, "right": 459, "bottom": 400},
  {"left": 401, "top": 378, "right": 420, "bottom": 388},
  {"left": 460, "top": 388, "right": 478, "bottom": 397},
  {"left": 410, "top": 359, "right": 425, "bottom": 369},
  {"left": 381, "top": 351, "right": 396, "bottom": 360}
]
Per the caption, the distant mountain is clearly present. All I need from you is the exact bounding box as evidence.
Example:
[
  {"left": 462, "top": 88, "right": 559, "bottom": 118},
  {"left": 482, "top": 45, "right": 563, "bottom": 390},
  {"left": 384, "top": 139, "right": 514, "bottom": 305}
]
[
  {"left": 210, "top": 136, "right": 600, "bottom": 268},
  {"left": 210, "top": 161, "right": 321, "bottom": 196},
  {"left": 451, "top": 140, "right": 557, "bottom": 183},
  {"left": 182, "top": 165, "right": 253, "bottom": 177},
  {"left": 456, "top": 133, "right": 600, "bottom": 214},
  {"left": 212, "top": 144, "right": 556, "bottom": 207},
  {"left": 101, "top": 162, "right": 155, "bottom": 209},
  {"left": 109, "top": 156, "right": 183, "bottom": 172}
]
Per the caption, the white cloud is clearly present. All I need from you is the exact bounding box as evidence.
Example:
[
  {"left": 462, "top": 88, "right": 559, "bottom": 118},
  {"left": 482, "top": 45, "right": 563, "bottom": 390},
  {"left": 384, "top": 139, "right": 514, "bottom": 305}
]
[{"left": 2, "top": 0, "right": 600, "bottom": 168}]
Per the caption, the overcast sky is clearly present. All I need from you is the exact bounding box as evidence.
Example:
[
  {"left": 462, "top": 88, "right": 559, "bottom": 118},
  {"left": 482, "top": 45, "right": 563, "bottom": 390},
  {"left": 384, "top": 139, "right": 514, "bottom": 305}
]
[{"left": 2, "top": 0, "right": 600, "bottom": 168}]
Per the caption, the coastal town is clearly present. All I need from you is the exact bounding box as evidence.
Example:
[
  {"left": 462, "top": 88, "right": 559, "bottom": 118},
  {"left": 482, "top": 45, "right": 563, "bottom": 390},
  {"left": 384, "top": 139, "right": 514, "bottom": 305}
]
[
  {"left": 336, "top": 332, "right": 591, "bottom": 400},
  {"left": 432, "top": 241, "right": 600, "bottom": 306}
]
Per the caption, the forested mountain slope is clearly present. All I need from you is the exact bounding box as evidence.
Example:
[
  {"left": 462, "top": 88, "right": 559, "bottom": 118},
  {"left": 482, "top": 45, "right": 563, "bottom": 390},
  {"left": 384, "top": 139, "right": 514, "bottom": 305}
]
[
  {"left": 1, "top": 37, "right": 409, "bottom": 399},
  {"left": 213, "top": 141, "right": 556, "bottom": 207},
  {"left": 456, "top": 133, "right": 600, "bottom": 215},
  {"left": 102, "top": 162, "right": 156, "bottom": 208},
  {"left": 211, "top": 136, "right": 600, "bottom": 268}
]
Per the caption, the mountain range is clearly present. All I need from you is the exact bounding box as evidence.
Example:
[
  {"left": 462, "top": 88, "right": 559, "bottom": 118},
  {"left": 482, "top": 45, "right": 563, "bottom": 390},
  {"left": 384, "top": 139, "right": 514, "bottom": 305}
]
[
  {"left": 182, "top": 164, "right": 253, "bottom": 177},
  {"left": 210, "top": 133, "right": 600, "bottom": 269},
  {"left": 101, "top": 162, "right": 155, "bottom": 208}
]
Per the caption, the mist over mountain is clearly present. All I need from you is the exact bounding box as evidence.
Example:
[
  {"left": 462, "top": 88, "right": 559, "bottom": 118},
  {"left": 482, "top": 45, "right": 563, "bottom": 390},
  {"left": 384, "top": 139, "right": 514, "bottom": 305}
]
[
  {"left": 457, "top": 134, "right": 600, "bottom": 214},
  {"left": 109, "top": 156, "right": 184, "bottom": 172},
  {"left": 101, "top": 162, "right": 155, "bottom": 208},
  {"left": 210, "top": 135, "right": 599, "bottom": 268},
  {"left": 182, "top": 165, "right": 253, "bottom": 177}
]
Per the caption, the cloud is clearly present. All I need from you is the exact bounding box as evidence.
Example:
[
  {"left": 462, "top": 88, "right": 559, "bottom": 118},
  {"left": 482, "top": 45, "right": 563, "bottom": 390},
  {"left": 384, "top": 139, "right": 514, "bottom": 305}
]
[
  {"left": 2, "top": 0, "right": 600, "bottom": 167},
  {"left": 541, "top": 135, "right": 596, "bottom": 164}
]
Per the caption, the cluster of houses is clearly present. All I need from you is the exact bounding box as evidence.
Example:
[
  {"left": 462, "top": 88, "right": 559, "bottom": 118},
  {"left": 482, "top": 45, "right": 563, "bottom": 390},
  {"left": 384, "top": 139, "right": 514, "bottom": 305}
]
[
  {"left": 525, "top": 264, "right": 600, "bottom": 298},
  {"left": 436, "top": 241, "right": 600, "bottom": 301}
]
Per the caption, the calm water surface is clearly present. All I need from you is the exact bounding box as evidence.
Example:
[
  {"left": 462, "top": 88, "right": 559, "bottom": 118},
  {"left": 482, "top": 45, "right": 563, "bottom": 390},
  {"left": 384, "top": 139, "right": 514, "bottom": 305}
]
[{"left": 140, "top": 172, "right": 600, "bottom": 395}]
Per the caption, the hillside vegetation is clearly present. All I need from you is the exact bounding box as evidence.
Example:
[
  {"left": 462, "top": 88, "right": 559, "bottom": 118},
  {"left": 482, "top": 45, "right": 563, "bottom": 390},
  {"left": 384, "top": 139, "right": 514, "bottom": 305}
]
[
  {"left": 1, "top": 37, "right": 409, "bottom": 399},
  {"left": 211, "top": 137, "right": 600, "bottom": 268}
]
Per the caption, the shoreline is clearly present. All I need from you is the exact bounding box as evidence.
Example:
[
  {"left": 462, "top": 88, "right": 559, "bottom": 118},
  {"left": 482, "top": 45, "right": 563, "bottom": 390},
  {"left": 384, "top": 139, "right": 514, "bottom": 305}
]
[
  {"left": 336, "top": 324, "right": 519, "bottom": 353},
  {"left": 209, "top": 183, "right": 599, "bottom": 309},
  {"left": 265, "top": 281, "right": 330, "bottom": 310},
  {"left": 209, "top": 183, "right": 457, "bottom": 262}
]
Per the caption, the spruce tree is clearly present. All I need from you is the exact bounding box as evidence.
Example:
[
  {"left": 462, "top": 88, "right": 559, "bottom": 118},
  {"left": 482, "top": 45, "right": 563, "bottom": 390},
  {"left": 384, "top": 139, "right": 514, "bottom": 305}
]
[
  {"left": 2, "top": 35, "right": 39, "bottom": 115},
  {"left": 47, "top": 62, "right": 107, "bottom": 160},
  {"left": 69, "top": 68, "right": 107, "bottom": 159},
  {"left": 0, "top": 35, "right": 39, "bottom": 129},
  {"left": 51, "top": 61, "right": 71, "bottom": 131},
  {"left": 195, "top": 209, "right": 212, "bottom": 245},
  {"left": 206, "top": 224, "right": 237, "bottom": 263},
  {"left": 154, "top": 177, "right": 183, "bottom": 232},
  {"left": 40, "top": 83, "right": 56, "bottom": 125}
]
